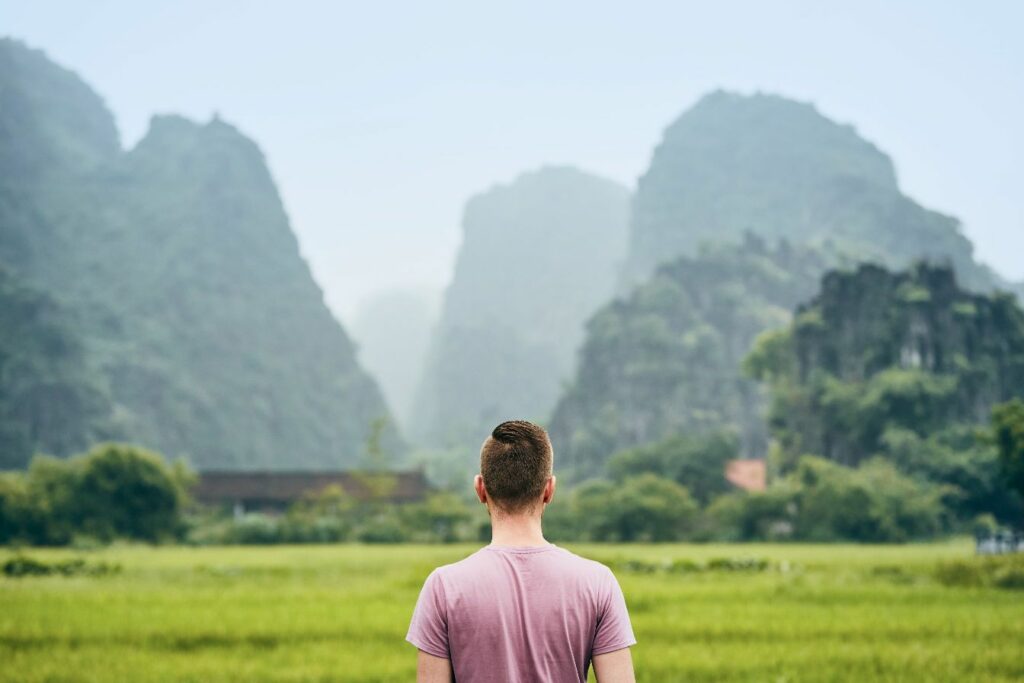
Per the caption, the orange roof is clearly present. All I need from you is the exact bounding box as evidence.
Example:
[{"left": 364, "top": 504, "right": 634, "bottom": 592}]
[{"left": 725, "top": 459, "right": 767, "bottom": 492}]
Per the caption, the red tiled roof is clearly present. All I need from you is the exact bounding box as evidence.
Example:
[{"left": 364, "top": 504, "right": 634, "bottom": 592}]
[{"left": 725, "top": 459, "right": 767, "bottom": 492}]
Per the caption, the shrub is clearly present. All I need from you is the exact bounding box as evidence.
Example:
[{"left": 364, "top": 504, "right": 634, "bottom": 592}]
[
  {"left": 574, "top": 473, "right": 698, "bottom": 542},
  {"left": 2, "top": 554, "right": 120, "bottom": 578},
  {"left": 705, "top": 456, "right": 946, "bottom": 542},
  {"left": 1, "top": 445, "right": 191, "bottom": 546},
  {"left": 935, "top": 555, "right": 1024, "bottom": 590},
  {"left": 75, "top": 443, "right": 191, "bottom": 542}
]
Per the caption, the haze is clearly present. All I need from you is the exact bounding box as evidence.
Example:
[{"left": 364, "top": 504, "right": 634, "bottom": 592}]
[{"left": 6, "top": 0, "right": 1022, "bottom": 322}]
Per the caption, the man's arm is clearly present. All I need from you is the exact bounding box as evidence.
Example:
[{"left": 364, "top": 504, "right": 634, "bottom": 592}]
[
  {"left": 417, "top": 649, "right": 454, "bottom": 683},
  {"left": 593, "top": 646, "right": 636, "bottom": 683}
]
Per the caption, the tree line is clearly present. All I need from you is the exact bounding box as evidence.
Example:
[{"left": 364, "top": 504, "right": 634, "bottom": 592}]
[{"left": 2, "top": 397, "right": 1021, "bottom": 547}]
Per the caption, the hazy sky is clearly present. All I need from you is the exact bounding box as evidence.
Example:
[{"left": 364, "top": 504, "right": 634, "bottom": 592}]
[{"left": 6, "top": 1, "right": 1022, "bottom": 322}]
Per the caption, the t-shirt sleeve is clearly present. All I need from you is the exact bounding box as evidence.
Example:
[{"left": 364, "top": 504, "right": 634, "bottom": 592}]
[
  {"left": 592, "top": 567, "right": 637, "bottom": 655},
  {"left": 405, "top": 568, "right": 450, "bottom": 659}
]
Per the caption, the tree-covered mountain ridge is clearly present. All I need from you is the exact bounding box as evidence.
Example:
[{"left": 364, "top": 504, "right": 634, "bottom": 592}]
[
  {"left": 552, "top": 90, "right": 1021, "bottom": 477},
  {"left": 0, "top": 38, "right": 399, "bottom": 469}
]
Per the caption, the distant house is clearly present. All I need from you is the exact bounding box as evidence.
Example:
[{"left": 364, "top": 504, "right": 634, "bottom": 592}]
[
  {"left": 192, "top": 470, "right": 431, "bottom": 515},
  {"left": 724, "top": 459, "right": 767, "bottom": 492}
]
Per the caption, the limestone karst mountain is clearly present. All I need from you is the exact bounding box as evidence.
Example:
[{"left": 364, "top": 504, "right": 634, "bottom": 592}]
[
  {"left": 550, "top": 91, "right": 1019, "bottom": 478},
  {"left": 411, "top": 166, "right": 630, "bottom": 450},
  {"left": 621, "top": 91, "right": 1009, "bottom": 294},
  {"left": 0, "top": 38, "right": 399, "bottom": 468},
  {"left": 350, "top": 287, "right": 440, "bottom": 433}
]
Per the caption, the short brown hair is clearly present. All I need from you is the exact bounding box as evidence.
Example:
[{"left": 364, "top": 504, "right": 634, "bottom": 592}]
[{"left": 480, "top": 420, "right": 553, "bottom": 513}]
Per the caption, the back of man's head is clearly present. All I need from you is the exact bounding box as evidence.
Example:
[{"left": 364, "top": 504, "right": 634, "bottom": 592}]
[{"left": 480, "top": 420, "right": 553, "bottom": 514}]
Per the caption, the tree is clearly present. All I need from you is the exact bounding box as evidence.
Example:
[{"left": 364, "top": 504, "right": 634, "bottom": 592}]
[
  {"left": 706, "top": 456, "right": 947, "bottom": 542},
  {"left": 992, "top": 399, "right": 1024, "bottom": 513},
  {"left": 882, "top": 426, "right": 1022, "bottom": 525},
  {"left": 355, "top": 416, "right": 397, "bottom": 499},
  {"left": 574, "top": 474, "right": 698, "bottom": 542},
  {"left": 399, "top": 492, "right": 472, "bottom": 543},
  {"left": 0, "top": 472, "right": 39, "bottom": 544},
  {"left": 790, "top": 456, "right": 946, "bottom": 542},
  {"left": 75, "top": 443, "right": 190, "bottom": 542},
  {"left": 1, "top": 444, "right": 190, "bottom": 545},
  {"left": 748, "top": 262, "right": 1024, "bottom": 483},
  {"left": 607, "top": 431, "right": 738, "bottom": 505},
  {"left": 23, "top": 455, "right": 81, "bottom": 544}
]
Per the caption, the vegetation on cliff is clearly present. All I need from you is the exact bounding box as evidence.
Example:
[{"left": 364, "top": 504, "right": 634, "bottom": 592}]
[
  {"left": 549, "top": 234, "right": 829, "bottom": 479},
  {"left": 746, "top": 262, "right": 1024, "bottom": 524}
]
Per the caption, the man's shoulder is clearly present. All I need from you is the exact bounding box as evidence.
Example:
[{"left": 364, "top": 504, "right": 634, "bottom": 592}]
[
  {"left": 550, "top": 546, "right": 617, "bottom": 577},
  {"left": 428, "top": 547, "right": 489, "bottom": 581},
  {"left": 434, "top": 545, "right": 615, "bottom": 582}
]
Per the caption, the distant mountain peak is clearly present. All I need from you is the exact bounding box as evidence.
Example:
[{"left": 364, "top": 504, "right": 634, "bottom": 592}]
[
  {"left": 622, "top": 89, "right": 1002, "bottom": 294},
  {"left": 0, "top": 37, "right": 120, "bottom": 172},
  {"left": 411, "top": 165, "right": 630, "bottom": 449}
]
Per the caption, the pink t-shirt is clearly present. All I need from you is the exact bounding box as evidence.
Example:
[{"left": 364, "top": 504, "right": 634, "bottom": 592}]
[{"left": 406, "top": 543, "right": 636, "bottom": 682}]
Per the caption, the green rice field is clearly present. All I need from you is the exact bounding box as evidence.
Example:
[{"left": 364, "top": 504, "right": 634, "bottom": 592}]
[{"left": 2, "top": 541, "right": 1022, "bottom": 682}]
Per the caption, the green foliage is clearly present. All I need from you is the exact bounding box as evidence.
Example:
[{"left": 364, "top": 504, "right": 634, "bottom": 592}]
[
  {"left": 709, "top": 456, "right": 946, "bottom": 542},
  {"left": 749, "top": 263, "right": 1024, "bottom": 526},
  {"left": 882, "top": 426, "right": 1023, "bottom": 523},
  {"left": 742, "top": 328, "right": 793, "bottom": 381},
  {"left": 769, "top": 367, "right": 961, "bottom": 469},
  {"left": 992, "top": 399, "right": 1024, "bottom": 504},
  {"left": 0, "top": 472, "right": 42, "bottom": 544},
  {"left": 0, "top": 444, "right": 191, "bottom": 545},
  {"left": 607, "top": 431, "right": 738, "bottom": 505},
  {"left": 22, "top": 455, "right": 82, "bottom": 544},
  {"left": 189, "top": 490, "right": 475, "bottom": 546},
  {"left": 352, "top": 417, "right": 401, "bottom": 500},
  {"left": 554, "top": 474, "right": 699, "bottom": 542},
  {"left": 74, "top": 444, "right": 191, "bottom": 542},
  {"left": 398, "top": 492, "right": 473, "bottom": 543},
  {"left": 550, "top": 234, "right": 828, "bottom": 479},
  {"left": 790, "top": 457, "right": 946, "bottom": 542},
  {"left": 935, "top": 554, "right": 1024, "bottom": 590},
  {"left": 705, "top": 487, "right": 796, "bottom": 542},
  {"left": 2, "top": 553, "right": 120, "bottom": 578}
]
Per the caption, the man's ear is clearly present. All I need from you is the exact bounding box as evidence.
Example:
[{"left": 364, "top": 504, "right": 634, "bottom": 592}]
[
  {"left": 542, "top": 475, "right": 556, "bottom": 505},
  {"left": 474, "top": 474, "right": 487, "bottom": 504}
]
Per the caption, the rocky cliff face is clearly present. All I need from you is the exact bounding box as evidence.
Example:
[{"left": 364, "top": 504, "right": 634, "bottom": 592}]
[
  {"left": 749, "top": 262, "right": 1024, "bottom": 467},
  {"left": 0, "top": 266, "right": 112, "bottom": 467},
  {"left": 411, "top": 166, "right": 630, "bottom": 449},
  {"left": 0, "top": 39, "right": 398, "bottom": 468}
]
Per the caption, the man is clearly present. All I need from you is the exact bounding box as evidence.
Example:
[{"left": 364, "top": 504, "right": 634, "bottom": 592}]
[{"left": 406, "top": 420, "right": 637, "bottom": 682}]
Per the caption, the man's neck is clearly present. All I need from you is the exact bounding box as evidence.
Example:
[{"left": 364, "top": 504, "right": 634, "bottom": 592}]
[{"left": 489, "top": 510, "right": 549, "bottom": 548}]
